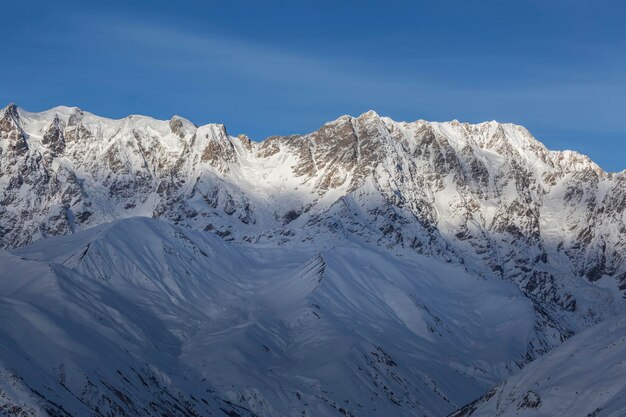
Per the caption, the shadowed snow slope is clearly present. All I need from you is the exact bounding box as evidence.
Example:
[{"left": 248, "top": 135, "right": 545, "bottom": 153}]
[
  {"left": 450, "top": 312, "right": 626, "bottom": 417},
  {"left": 0, "top": 216, "right": 604, "bottom": 417}
]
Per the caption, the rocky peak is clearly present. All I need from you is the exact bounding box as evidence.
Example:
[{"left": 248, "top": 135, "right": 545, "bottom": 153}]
[
  {"left": 64, "top": 109, "right": 92, "bottom": 144},
  {"left": 1, "top": 102, "right": 19, "bottom": 119},
  {"left": 42, "top": 115, "right": 66, "bottom": 155},
  {"left": 236, "top": 134, "right": 253, "bottom": 152},
  {"left": 275, "top": 111, "right": 392, "bottom": 192},
  {"left": 0, "top": 103, "right": 21, "bottom": 131},
  {"left": 169, "top": 115, "right": 196, "bottom": 138},
  {"left": 199, "top": 123, "right": 237, "bottom": 168},
  {"left": 67, "top": 107, "right": 84, "bottom": 125},
  {"left": 0, "top": 103, "right": 28, "bottom": 154},
  {"left": 359, "top": 109, "right": 382, "bottom": 120}
]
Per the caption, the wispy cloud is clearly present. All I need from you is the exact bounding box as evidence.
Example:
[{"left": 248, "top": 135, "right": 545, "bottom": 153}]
[
  {"left": 13, "top": 11, "right": 626, "bottom": 171},
  {"left": 94, "top": 19, "right": 416, "bottom": 98}
]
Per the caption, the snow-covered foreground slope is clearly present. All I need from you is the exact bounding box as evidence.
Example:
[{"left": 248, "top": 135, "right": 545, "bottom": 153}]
[
  {"left": 2, "top": 217, "right": 618, "bottom": 417},
  {"left": 450, "top": 313, "right": 626, "bottom": 417}
]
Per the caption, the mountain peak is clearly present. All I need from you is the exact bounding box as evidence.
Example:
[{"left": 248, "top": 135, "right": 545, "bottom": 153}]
[
  {"left": 358, "top": 109, "right": 381, "bottom": 120},
  {"left": 169, "top": 114, "right": 197, "bottom": 137},
  {"left": 170, "top": 114, "right": 196, "bottom": 126},
  {"left": 48, "top": 105, "right": 82, "bottom": 114},
  {"left": 1, "top": 102, "right": 19, "bottom": 119}
]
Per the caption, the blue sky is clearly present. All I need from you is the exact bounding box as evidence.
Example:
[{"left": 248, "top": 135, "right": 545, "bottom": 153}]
[{"left": 1, "top": 1, "right": 625, "bottom": 171}]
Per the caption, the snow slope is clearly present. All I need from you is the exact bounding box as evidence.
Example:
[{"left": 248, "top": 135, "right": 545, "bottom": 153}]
[
  {"left": 1, "top": 217, "right": 610, "bottom": 417},
  {"left": 450, "top": 313, "right": 626, "bottom": 417}
]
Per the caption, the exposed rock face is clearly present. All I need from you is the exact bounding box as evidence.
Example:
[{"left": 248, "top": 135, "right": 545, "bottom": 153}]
[
  {"left": 41, "top": 115, "right": 66, "bottom": 155},
  {"left": 0, "top": 103, "right": 28, "bottom": 155},
  {"left": 0, "top": 104, "right": 624, "bottom": 328}
]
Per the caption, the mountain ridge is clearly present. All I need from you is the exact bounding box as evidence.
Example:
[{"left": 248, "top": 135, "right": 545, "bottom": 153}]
[
  {"left": 1, "top": 103, "right": 623, "bottom": 296},
  {"left": 0, "top": 103, "right": 625, "bottom": 416},
  {"left": 6, "top": 102, "right": 621, "bottom": 174}
]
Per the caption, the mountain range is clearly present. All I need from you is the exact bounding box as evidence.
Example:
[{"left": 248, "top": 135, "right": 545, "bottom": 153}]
[{"left": 0, "top": 103, "right": 624, "bottom": 416}]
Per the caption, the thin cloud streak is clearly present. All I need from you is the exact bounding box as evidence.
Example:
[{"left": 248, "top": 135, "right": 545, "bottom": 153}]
[
  {"left": 97, "top": 19, "right": 626, "bottom": 126},
  {"left": 9, "top": 10, "right": 625, "bottom": 171}
]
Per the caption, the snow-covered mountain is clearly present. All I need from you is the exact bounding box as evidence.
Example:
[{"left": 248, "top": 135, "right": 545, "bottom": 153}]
[
  {"left": 450, "top": 312, "right": 626, "bottom": 417},
  {"left": 1, "top": 104, "right": 624, "bottom": 301},
  {"left": 0, "top": 103, "right": 625, "bottom": 416},
  {"left": 2, "top": 217, "right": 622, "bottom": 417},
  {"left": 0, "top": 218, "right": 539, "bottom": 415}
]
